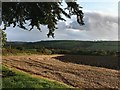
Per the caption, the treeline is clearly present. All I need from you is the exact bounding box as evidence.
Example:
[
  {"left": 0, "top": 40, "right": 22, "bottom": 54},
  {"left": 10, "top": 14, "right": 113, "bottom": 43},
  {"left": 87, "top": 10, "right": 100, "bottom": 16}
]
[
  {"left": 3, "top": 40, "right": 119, "bottom": 56},
  {"left": 3, "top": 46, "right": 118, "bottom": 56},
  {"left": 2, "top": 47, "right": 52, "bottom": 55},
  {"left": 53, "top": 49, "right": 118, "bottom": 56}
]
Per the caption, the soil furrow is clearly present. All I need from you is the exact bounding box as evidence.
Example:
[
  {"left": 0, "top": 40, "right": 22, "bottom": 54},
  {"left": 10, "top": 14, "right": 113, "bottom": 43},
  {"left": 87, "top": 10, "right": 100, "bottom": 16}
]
[{"left": 2, "top": 55, "right": 119, "bottom": 89}]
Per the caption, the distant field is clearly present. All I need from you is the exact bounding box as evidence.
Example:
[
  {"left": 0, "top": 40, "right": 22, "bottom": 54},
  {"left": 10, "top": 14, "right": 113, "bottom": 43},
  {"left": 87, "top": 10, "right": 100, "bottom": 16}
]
[{"left": 54, "top": 55, "right": 119, "bottom": 70}]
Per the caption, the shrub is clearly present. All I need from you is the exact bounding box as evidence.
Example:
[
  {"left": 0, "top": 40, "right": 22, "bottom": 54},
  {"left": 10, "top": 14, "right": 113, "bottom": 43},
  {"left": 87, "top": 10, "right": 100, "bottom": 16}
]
[{"left": 44, "top": 49, "right": 52, "bottom": 55}]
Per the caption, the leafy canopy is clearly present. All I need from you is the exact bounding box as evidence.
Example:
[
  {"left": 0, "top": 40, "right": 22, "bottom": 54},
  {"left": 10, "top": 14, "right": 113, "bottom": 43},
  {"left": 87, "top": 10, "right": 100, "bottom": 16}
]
[{"left": 2, "top": 1, "right": 84, "bottom": 38}]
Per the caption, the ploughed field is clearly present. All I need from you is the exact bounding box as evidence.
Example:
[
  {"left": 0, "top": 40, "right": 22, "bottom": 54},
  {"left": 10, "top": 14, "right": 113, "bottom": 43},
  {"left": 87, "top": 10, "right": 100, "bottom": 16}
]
[{"left": 3, "top": 55, "right": 119, "bottom": 88}]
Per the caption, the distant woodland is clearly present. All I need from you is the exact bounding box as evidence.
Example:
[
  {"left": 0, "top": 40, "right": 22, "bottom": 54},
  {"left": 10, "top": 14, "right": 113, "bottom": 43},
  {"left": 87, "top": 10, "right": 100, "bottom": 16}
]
[{"left": 3, "top": 40, "right": 119, "bottom": 56}]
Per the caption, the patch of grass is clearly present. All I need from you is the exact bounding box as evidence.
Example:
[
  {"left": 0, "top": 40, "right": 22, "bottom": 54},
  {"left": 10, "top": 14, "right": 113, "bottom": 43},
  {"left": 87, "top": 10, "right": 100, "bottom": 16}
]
[
  {"left": 2, "top": 66, "right": 69, "bottom": 88},
  {"left": 2, "top": 48, "right": 33, "bottom": 56}
]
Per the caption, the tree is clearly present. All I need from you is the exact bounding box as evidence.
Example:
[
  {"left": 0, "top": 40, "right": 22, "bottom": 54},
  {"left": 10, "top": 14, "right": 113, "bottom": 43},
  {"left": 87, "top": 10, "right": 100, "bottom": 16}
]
[
  {"left": 0, "top": 29, "right": 7, "bottom": 47},
  {"left": 2, "top": 1, "right": 84, "bottom": 38}
]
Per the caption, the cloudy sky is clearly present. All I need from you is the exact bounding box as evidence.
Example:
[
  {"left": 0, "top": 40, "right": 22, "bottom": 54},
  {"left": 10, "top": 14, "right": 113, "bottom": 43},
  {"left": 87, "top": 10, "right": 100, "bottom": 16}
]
[{"left": 2, "top": 1, "right": 119, "bottom": 41}]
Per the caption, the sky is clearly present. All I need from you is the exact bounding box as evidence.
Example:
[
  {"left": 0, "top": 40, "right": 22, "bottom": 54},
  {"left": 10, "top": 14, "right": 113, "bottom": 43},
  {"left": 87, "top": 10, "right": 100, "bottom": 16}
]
[{"left": 1, "top": 1, "right": 119, "bottom": 41}]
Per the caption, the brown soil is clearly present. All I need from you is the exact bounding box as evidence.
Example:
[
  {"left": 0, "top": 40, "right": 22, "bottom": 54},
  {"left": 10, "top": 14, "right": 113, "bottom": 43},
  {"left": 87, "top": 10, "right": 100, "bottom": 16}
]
[{"left": 2, "top": 54, "right": 120, "bottom": 89}]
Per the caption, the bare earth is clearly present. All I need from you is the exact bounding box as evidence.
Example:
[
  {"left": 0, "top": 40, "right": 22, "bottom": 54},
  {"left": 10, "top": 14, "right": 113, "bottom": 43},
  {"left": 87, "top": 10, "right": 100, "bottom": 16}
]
[{"left": 2, "top": 55, "right": 120, "bottom": 89}]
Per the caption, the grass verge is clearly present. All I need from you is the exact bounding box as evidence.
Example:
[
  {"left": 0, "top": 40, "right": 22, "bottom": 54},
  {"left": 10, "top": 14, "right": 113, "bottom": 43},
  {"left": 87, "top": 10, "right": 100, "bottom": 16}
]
[{"left": 2, "top": 65, "right": 70, "bottom": 89}]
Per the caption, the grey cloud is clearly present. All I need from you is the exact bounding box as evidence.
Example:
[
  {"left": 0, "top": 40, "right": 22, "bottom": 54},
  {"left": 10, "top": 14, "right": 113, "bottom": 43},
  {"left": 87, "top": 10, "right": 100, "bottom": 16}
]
[
  {"left": 69, "top": 12, "right": 118, "bottom": 31},
  {"left": 62, "top": 12, "right": 118, "bottom": 41},
  {"left": 5, "top": 26, "right": 50, "bottom": 42}
]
